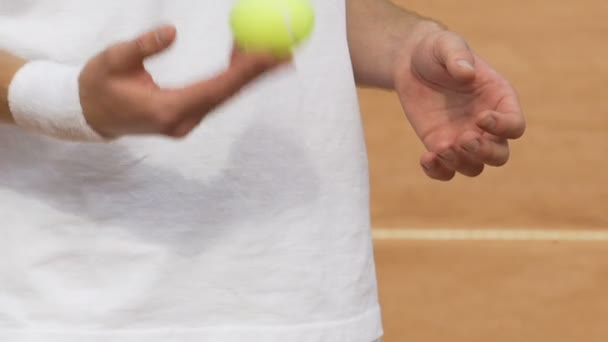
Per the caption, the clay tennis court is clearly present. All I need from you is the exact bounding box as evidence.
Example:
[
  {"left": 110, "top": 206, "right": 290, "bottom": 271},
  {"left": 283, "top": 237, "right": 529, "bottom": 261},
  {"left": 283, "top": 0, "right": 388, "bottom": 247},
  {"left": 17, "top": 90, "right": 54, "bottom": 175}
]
[{"left": 361, "top": 0, "right": 608, "bottom": 340}]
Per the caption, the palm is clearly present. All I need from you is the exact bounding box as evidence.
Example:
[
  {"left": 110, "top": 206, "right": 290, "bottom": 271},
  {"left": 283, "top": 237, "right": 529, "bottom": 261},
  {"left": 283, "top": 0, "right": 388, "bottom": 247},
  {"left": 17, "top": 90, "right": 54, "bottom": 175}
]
[{"left": 397, "top": 55, "right": 518, "bottom": 150}]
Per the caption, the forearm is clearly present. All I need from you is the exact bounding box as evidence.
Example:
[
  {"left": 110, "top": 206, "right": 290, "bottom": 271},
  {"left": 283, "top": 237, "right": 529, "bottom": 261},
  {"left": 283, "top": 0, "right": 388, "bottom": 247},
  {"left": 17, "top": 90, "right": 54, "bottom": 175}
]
[
  {"left": 0, "top": 51, "right": 27, "bottom": 124},
  {"left": 346, "top": 0, "right": 443, "bottom": 89}
]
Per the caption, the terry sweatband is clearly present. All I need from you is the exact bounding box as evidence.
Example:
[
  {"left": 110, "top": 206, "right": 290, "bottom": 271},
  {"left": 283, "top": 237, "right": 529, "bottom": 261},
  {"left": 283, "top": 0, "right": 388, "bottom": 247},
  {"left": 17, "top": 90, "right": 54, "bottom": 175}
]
[{"left": 8, "top": 60, "right": 106, "bottom": 142}]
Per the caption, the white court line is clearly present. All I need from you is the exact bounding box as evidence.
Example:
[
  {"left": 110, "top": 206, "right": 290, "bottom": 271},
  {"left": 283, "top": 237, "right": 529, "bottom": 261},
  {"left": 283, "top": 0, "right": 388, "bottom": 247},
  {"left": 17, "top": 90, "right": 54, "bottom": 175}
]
[{"left": 372, "top": 228, "right": 608, "bottom": 241}]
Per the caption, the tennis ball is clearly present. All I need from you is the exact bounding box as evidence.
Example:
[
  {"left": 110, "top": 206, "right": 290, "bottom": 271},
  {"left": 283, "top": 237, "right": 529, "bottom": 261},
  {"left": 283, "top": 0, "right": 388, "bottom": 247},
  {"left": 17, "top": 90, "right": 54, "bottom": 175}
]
[{"left": 230, "top": 0, "right": 315, "bottom": 57}]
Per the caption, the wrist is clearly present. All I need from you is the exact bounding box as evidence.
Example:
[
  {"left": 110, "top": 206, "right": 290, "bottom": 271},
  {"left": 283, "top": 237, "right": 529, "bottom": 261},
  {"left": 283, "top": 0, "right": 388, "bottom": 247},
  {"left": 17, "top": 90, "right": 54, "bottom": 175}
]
[
  {"left": 8, "top": 61, "right": 106, "bottom": 142},
  {"left": 391, "top": 20, "right": 445, "bottom": 88},
  {"left": 0, "top": 51, "right": 27, "bottom": 123}
]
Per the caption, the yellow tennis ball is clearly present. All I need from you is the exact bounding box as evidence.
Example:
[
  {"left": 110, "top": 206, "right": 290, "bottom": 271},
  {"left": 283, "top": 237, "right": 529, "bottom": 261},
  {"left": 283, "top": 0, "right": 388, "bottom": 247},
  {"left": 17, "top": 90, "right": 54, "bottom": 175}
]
[{"left": 230, "top": 0, "right": 315, "bottom": 57}]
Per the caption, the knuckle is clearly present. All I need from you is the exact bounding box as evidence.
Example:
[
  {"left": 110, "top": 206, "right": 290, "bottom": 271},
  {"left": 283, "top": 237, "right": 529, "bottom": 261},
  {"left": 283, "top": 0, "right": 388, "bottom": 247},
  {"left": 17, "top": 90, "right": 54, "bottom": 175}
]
[
  {"left": 435, "top": 143, "right": 455, "bottom": 158},
  {"left": 435, "top": 30, "right": 451, "bottom": 43},
  {"left": 436, "top": 31, "right": 457, "bottom": 49},
  {"left": 135, "top": 36, "right": 154, "bottom": 56},
  {"left": 135, "top": 36, "right": 149, "bottom": 54},
  {"left": 135, "top": 30, "right": 164, "bottom": 55}
]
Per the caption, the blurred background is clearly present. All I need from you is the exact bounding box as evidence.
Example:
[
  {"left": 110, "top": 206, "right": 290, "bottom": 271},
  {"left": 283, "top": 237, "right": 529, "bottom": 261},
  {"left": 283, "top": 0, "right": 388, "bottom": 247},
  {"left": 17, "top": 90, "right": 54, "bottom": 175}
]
[{"left": 360, "top": 0, "right": 608, "bottom": 341}]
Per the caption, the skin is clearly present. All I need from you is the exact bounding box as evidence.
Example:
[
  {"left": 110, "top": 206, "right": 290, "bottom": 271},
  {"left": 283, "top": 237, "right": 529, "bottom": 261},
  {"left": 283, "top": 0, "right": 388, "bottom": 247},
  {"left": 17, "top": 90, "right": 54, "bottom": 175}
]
[
  {"left": 1, "top": 1, "right": 525, "bottom": 181},
  {"left": 347, "top": 0, "right": 526, "bottom": 181},
  {"left": 0, "top": 26, "right": 287, "bottom": 138},
  {"left": 0, "top": 51, "right": 26, "bottom": 123}
]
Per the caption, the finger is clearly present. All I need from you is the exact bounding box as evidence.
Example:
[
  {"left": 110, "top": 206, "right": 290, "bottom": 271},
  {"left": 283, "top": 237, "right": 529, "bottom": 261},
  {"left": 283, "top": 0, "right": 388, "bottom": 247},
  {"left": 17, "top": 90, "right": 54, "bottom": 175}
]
[
  {"left": 231, "top": 48, "right": 292, "bottom": 68},
  {"left": 434, "top": 32, "right": 476, "bottom": 82},
  {"left": 436, "top": 144, "right": 484, "bottom": 178},
  {"left": 421, "top": 152, "right": 456, "bottom": 181},
  {"left": 454, "top": 148, "right": 485, "bottom": 177},
  {"left": 459, "top": 131, "right": 511, "bottom": 167},
  {"left": 178, "top": 53, "right": 284, "bottom": 112},
  {"left": 230, "top": 44, "right": 240, "bottom": 64},
  {"left": 477, "top": 110, "right": 526, "bottom": 139},
  {"left": 104, "top": 25, "right": 177, "bottom": 72},
  {"left": 167, "top": 114, "right": 205, "bottom": 139}
]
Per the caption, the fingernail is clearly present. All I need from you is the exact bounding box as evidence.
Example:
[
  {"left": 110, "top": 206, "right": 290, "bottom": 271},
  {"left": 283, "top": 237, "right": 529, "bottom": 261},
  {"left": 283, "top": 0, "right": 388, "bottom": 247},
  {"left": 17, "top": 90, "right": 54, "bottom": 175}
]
[
  {"left": 156, "top": 31, "right": 165, "bottom": 45},
  {"left": 463, "top": 139, "right": 480, "bottom": 153},
  {"left": 457, "top": 60, "right": 475, "bottom": 71},
  {"left": 479, "top": 115, "right": 496, "bottom": 130},
  {"left": 439, "top": 149, "right": 456, "bottom": 162}
]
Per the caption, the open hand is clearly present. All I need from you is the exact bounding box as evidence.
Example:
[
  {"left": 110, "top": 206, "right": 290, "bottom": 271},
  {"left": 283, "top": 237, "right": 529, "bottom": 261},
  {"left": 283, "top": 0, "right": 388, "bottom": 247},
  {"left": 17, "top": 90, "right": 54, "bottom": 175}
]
[{"left": 395, "top": 29, "right": 526, "bottom": 181}]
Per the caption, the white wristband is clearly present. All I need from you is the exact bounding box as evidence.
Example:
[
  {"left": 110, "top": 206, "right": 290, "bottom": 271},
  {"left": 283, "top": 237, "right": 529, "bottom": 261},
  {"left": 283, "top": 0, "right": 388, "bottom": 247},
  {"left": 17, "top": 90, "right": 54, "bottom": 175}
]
[{"left": 8, "top": 60, "right": 106, "bottom": 142}]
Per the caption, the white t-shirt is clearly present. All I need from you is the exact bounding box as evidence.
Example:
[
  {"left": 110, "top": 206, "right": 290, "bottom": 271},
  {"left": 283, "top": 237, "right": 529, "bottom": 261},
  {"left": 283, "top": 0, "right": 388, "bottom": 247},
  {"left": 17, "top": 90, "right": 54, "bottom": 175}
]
[{"left": 0, "top": 1, "right": 383, "bottom": 341}]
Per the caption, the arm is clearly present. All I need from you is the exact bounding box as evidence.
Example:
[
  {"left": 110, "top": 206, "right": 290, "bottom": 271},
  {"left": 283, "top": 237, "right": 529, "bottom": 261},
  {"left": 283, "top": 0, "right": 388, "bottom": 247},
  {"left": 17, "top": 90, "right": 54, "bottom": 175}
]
[
  {"left": 0, "top": 51, "right": 27, "bottom": 123},
  {"left": 0, "top": 26, "right": 284, "bottom": 140},
  {"left": 346, "top": 0, "right": 526, "bottom": 181},
  {"left": 346, "top": 0, "right": 441, "bottom": 89}
]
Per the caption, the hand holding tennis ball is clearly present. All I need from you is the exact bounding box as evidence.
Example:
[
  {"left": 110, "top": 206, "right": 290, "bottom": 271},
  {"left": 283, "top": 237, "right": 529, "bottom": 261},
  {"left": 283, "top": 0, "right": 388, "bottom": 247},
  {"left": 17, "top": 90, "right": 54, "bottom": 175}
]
[{"left": 230, "top": 0, "right": 316, "bottom": 57}]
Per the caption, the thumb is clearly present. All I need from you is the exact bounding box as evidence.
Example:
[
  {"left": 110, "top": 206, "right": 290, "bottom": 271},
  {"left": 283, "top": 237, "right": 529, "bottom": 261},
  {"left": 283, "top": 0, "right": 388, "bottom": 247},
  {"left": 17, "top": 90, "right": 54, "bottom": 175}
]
[
  {"left": 103, "top": 25, "right": 177, "bottom": 72},
  {"left": 434, "top": 32, "right": 476, "bottom": 82}
]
